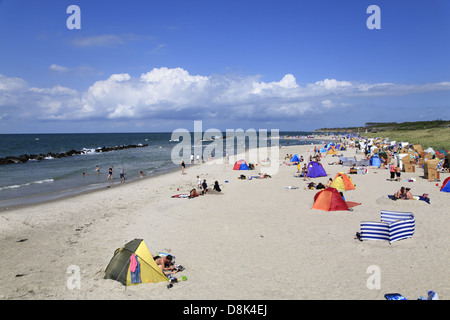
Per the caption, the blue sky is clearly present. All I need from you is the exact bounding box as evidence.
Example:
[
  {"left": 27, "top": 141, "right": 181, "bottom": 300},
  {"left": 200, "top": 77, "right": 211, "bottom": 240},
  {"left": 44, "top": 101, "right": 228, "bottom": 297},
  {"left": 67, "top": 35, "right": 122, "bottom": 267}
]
[{"left": 0, "top": 0, "right": 449, "bottom": 133}]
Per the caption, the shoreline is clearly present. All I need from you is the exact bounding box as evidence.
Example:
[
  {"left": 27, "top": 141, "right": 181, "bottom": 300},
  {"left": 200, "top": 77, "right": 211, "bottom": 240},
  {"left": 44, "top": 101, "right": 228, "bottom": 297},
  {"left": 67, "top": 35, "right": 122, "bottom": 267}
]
[
  {"left": 0, "top": 138, "right": 328, "bottom": 211},
  {"left": 0, "top": 163, "right": 182, "bottom": 212},
  {"left": 1, "top": 140, "right": 448, "bottom": 300}
]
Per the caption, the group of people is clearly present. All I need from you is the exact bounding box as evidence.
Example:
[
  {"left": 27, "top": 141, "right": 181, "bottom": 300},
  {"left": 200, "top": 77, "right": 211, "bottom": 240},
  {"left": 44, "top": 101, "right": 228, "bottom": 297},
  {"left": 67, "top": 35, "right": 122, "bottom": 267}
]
[
  {"left": 393, "top": 186, "right": 413, "bottom": 200},
  {"left": 105, "top": 165, "right": 127, "bottom": 183},
  {"left": 194, "top": 175, "right": 222, "bottom": 196},
  {"left": 389, "top": 163, "right": 402, "bottom": 181}
]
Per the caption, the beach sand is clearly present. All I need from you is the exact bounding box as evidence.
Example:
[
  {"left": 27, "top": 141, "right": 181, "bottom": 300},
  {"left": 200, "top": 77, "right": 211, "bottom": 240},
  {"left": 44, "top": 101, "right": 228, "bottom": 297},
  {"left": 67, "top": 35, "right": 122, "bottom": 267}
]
[{"left": 0, "top": 142, "right": 449, "bottom": 300}]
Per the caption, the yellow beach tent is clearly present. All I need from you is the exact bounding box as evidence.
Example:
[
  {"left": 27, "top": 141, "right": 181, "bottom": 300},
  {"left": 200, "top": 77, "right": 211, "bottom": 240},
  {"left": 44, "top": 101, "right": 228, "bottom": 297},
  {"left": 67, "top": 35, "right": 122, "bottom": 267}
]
[
  {"left": 330, "top": 172, "right": 356, "bottom": 191},
  {"left": 327, "top": 146, "right": 338, "bottom": 155},
  {"left": 104, "top": 238, "right": 168, "bottom": 286}
]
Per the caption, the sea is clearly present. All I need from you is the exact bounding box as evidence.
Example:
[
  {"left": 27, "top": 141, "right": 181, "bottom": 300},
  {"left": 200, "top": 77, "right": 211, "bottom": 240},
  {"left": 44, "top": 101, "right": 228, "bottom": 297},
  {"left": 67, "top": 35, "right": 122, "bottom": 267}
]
[{"left": 0, "top": 131, "right": 328, "bottom": 208}]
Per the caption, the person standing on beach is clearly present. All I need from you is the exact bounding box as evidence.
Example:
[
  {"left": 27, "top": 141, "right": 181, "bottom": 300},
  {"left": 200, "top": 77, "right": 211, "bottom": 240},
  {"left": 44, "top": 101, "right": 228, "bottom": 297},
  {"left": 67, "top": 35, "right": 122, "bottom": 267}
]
[
  {"left": 107, "top": 165, "right": 113, "bottom": 181},
  {"left": 181, "top": 160, "right": 186, "bottom": 175},
  {"left": 389, "top": 163, "right": 396, "bottom": 181},
  {"left": 120, "top": 168, "right": 126, "bottom": 183},
  {"left": 96, "top": 165, "right": 100, "bottom": 175}
]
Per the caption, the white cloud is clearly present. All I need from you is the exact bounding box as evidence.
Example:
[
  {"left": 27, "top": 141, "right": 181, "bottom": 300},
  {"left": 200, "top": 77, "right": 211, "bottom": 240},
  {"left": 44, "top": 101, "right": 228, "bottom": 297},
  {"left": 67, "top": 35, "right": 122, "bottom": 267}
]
[
  {"left": 1, "top": 68, "right": 449, "bottom": 126},
  {"left": 48, "top": 64, "right": 101, "bottom": 76},
  {"left": 49, "top": 64, "right": 70, "bottom": 74}
]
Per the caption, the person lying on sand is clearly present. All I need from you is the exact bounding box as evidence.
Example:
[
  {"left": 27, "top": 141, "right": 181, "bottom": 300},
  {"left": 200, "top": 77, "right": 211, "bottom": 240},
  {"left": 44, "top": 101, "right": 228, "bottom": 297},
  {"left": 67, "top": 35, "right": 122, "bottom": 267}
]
[
  {"left": 154, "top": 255, "right": 178, "bottom": 276},
  {"left": 189, "top": 188, "right": 200, "bottom": 198}
]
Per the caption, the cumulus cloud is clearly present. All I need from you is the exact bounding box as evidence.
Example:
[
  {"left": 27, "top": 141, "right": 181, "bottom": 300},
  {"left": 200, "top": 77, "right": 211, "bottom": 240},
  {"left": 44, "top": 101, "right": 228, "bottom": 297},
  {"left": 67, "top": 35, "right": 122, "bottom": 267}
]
[{"left": 1, "top": 68, "right": 450, "bottom": 126}]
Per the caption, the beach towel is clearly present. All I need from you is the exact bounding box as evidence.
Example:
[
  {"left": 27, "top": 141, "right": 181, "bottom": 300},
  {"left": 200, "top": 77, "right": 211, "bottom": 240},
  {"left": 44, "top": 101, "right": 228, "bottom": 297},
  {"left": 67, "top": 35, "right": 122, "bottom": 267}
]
[
  {"left": 388, "top": 195, "right": 430, "bottom": 204},
  {"left": 130, "top": 254, "right": 141, "bottom": 284},
  {"left": 171, "top": 194, "right": 190, "bottom": 198}
]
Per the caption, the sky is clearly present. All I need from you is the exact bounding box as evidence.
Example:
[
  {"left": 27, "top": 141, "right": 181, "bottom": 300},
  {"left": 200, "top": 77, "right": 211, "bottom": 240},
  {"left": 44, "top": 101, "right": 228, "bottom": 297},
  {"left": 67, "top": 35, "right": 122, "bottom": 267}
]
[{"left": 0, "top": 0, "right": 449, "bottom": 133}]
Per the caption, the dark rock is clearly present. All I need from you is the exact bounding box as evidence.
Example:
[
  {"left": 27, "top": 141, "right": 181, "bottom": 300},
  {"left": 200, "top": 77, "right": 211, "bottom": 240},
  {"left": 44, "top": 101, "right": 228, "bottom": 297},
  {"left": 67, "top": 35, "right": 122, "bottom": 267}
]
[{"left": 0, "top": 144, "right": 149, "bottom": 165}]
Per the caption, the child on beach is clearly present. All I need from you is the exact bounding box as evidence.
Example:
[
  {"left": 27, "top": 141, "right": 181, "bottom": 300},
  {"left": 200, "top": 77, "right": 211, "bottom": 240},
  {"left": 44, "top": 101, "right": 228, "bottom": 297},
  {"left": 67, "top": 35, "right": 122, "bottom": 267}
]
[
  {"left": 202, "top": 179, "right": 208, "bottom": 194},
  {"left": 213, "top": 181, "right": 221, "bottom": 192},
  {"left": 396, "top": 166, "right": 401, "bottom": 181}
]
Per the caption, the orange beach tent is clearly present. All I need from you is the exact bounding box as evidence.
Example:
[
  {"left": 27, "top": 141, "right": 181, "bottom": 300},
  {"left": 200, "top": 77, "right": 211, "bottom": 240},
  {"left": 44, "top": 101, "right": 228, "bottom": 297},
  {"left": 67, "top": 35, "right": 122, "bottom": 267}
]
[
  {"left": 330, "top": 172, "right": 355, "bottom": 191},
  {"left": 312, "top": 187, "right": 349, "bottom": 211}
]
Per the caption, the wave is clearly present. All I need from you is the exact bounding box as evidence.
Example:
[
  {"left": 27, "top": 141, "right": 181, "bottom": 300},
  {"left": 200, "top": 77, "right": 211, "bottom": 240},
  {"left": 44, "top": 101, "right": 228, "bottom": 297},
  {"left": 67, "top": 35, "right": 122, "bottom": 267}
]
[{"left": 0, "top": 179, "right": 54, "bottom": 191}]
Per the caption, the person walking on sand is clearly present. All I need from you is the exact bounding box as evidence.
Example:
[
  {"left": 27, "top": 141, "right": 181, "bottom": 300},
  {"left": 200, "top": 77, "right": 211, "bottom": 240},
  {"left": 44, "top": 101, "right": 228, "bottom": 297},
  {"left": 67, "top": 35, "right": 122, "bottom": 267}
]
[{"left": 181, "top": 160, "right": 186, "bottom": 175}]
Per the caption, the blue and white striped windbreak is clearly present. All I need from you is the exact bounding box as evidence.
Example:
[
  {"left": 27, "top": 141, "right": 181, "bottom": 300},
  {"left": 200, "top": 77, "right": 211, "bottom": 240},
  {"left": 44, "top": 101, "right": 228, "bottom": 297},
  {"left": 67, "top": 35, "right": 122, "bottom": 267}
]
[{"left": 360, "top": 210, "right": 415, "bottom": 244}]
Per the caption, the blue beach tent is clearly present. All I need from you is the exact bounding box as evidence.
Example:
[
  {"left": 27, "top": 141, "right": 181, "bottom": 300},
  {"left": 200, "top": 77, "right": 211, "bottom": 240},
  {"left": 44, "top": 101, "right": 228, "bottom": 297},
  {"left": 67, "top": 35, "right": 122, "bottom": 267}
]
[
  {"left": 290, "top": 154, "right": 300, "bottom": 162},
  {"left": 370, "top": 154, "right": 382, "bottom": 167},
  {"left": 306, "top": 161, "right": 327, "bottom": 178}
]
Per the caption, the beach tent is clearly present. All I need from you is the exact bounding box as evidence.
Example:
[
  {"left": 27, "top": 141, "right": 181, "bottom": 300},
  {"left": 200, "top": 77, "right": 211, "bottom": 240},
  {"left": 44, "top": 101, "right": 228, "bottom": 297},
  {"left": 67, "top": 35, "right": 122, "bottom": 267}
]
[
  {"left": 319, "top": 147, "right": 327, "bottom": 153},
  {"left": 312, "top": 187, "right": 349, "bottom": 211},
  {"left": 290, "top": 154, "right": 300, "bottom": 162},
  {"left": 359, "top": 211, "right": 415, "bottom": 244},
  {"left": 104, "top": 239, "right": 168, "bottom": 286},
  {"left": 369, "top": 154, "right": 382, "bottom": 167},
  {"left": 306, "top": 161, "right": 327, "bottom": 178},
  {"left": 330, "top": 172, "right": 356, "bottom": 191},
  {"left": 441, "top": 177, "right": 450, "bottom": 193},
  {"left": 327, "top": 146, "right": 338, "bottom": 155},
  {"left": 233, "top": 159, "right": 250, "bottom": 170}
]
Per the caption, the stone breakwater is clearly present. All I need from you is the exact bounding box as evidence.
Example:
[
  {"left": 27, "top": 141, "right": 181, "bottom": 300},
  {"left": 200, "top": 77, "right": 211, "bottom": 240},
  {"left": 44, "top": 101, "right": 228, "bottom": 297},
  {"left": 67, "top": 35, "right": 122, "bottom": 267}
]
[{"left": 0, "top": 144, "right": 149, "bottom": 165}]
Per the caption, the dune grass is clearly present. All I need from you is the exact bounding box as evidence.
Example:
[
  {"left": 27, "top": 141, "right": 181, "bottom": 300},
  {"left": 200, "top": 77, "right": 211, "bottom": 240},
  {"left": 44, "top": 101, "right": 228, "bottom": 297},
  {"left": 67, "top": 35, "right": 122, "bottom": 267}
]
[{"left": 365, "top": 127, "right": 450, "bottom": 150}]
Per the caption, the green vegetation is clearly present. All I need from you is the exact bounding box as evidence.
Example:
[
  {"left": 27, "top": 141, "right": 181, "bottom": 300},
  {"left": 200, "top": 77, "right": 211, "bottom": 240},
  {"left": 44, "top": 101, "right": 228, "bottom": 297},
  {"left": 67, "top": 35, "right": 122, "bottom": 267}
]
[
  {"left": 365, "top": 127, "right": 450, "bottom": 151},
  {"left": 316, "top": 120, "right": 450, "bottom": 150}
]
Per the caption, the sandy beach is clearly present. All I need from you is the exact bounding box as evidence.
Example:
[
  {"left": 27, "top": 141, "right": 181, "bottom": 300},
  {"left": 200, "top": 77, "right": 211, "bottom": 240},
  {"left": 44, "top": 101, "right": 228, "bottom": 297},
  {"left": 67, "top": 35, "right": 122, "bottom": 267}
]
[{"left": 0, "top": 141, "right": 449, "bottom": 300}]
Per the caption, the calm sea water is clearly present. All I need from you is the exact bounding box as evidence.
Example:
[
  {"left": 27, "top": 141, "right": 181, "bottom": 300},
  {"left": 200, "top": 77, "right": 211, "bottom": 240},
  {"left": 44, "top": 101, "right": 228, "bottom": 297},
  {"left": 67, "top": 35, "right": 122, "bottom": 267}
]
[{"left": 0, "top": 131, "right": 323, "bottom": 208}]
